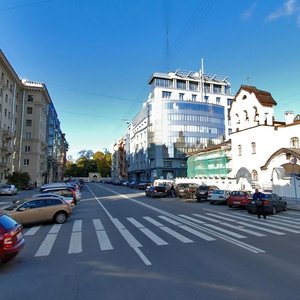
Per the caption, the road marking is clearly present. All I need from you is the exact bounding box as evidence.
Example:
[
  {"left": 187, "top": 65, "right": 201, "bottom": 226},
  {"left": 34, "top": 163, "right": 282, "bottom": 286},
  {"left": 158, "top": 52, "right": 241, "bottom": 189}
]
[
  {"left": 237, "top": 222, "right": 285, "bottom": 235},
  {"left": 178, "top": 225, "right": 215, "bottom": 241},
  {"left": 219, "top": 222, "right": 266, "bottom": 237},
  {"left": 178, "top": 214, "right": 206, "bottom": 224},
  {"left": 93, "top": 219, "right": 113, "bottom": 250},
  {"left": 98, "top": 186, "right": 266, "bottom": 254},
  {"left": 35, "top": 233, "right": 57, "bottom": 257},
  {"left": 202, "top": 223, "right": 246, "bottom": 239},
  {"left": 144, "top": 216, "right": 193, "bottom": 243},
  {"left": 49, "top": 224, "right": 62, "bottom": 234},
  {"left": 127, "top": 217, "right": 168, "bottom": 246},
  {"left": 24, "top": 226, "right": 41, "bottom": 236},
  {"left": 68, "top": 220, "right": 83, "bottom": 254}
]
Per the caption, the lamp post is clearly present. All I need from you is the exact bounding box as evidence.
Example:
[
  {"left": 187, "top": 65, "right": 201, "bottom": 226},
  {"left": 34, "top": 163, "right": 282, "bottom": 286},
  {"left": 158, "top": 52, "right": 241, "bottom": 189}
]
[{"left": 290, "top": 156, "right": 298, "bottom": 199}]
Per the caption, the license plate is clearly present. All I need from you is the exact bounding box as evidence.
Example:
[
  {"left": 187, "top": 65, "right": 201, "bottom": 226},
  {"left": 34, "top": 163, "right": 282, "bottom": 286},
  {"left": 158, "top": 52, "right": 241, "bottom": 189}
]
[{"left": 233, "top": 201, "right": 240, "bottom": 204}]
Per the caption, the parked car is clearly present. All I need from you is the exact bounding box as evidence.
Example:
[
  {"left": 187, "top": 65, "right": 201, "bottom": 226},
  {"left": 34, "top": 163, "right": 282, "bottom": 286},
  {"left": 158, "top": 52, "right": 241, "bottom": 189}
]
[
  {"left": 246, "top": 193, "right": 287, "bottom": 215},
  {"left": 41, "top": 187, "right": 80, "bottom": 204},
  {"left": 208, "top": 189, "right": 231, "bottom": 204},
  {"left": 227, "top": 190, "right": 252, "bottom": 208},
  {"left": 145, "top": 186, "right": 168, "bottom": 198},
  {"left": 0, "top": 184, "right": 18, "bottom": 196},
  {"left": 0, "top": 197, "right": 72, "bottom": 226},
  {"left": 195, "top": 185, "right": 219, "bottom": 201},
  {"left": 137, "top": 182, "right": 152, "bottom": 190},
  {"left": 33, "top": 193, "right": 75, "bottom": 208},
  {"left": 40, "top": 182, "right": 67, "bottom": 192},
  {"left": 175, "top": 183, "right": 199, "bottom": 199},
  {"left": 0, "top": 213, "right": 25, "bottom": 264}
]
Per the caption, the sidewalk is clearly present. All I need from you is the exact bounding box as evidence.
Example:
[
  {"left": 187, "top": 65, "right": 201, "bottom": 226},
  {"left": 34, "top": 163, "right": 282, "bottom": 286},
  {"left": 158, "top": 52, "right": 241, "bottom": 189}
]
[{"left": 283, "top": 197, "right": 300, "bottom": 211}]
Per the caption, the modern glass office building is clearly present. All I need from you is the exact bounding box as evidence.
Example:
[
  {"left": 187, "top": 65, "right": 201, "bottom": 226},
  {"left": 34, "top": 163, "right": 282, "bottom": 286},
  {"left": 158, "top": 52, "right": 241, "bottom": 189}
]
[{"left": 127, "top": 69, "right": 233, "bottom": 181}]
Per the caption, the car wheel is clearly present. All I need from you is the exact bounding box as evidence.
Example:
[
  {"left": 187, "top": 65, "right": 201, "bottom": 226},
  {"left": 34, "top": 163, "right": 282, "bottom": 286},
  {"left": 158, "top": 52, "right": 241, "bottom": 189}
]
[
  {"left": 210, "top": 201, "right": 214, "bottom": 205},
  {"left": 228, "top": 205, "right": 233, "bottom": 208},
  {"left": 284, "top": 203, "right": 287, "bottom": 211},
  {"left": 54, "top": 212, "right": 67, "bottom": 224},
  {"left": 272, "top": 206, "right": 277, "bottom": 215}
]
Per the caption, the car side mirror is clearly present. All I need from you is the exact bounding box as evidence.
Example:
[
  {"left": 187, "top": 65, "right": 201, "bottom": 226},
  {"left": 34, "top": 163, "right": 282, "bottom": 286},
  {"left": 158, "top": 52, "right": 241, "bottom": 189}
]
[{"left": 18, "top": 207, "right": 26, "bottom": 211}]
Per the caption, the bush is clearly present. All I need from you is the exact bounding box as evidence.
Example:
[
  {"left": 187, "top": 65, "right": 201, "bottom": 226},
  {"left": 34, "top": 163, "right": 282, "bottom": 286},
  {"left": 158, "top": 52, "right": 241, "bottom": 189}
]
[{"left": 6, "top": 172, "right": 31, "bottom": 189}]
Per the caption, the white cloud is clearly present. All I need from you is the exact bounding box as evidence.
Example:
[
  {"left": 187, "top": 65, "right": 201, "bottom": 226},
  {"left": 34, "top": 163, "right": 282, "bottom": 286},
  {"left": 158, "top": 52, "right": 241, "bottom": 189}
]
[
  {"left": 241, "top": 2, "right": 258, "bottom": 20},
  {"left": 266, "top": 0, "right": 298, "bottom": 21}
]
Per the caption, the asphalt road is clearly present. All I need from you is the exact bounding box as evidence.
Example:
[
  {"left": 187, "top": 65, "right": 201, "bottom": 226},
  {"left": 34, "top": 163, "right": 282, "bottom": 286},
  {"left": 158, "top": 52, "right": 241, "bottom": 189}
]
[{"left": 1, "top": 183, "right": 300, "bottom": 300}]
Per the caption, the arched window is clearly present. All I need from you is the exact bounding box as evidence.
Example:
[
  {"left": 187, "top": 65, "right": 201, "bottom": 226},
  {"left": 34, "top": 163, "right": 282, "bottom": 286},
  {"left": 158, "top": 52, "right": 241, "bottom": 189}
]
[
  {"left": 252, "top": 170, "right": 258, "bottom": 181},
  {"left": 238, "top": 144, "right": 242, "bottom": 156},
  {"left": 253, "top": 106, "right": 258, "bottom": 123},
  {"left": 290, "top": 137, "right": 299, "bottom": 148},
  {"left": 244, "top": 110, "right": 249, "bottom": 121},
  {"left": 251, "top": 142, "right": 256, "bottom": 154}
]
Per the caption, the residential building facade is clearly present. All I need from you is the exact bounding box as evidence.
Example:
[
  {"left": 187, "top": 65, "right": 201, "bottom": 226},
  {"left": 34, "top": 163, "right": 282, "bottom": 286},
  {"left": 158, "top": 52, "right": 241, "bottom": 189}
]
[{"left": 0, "top": 49, "right": 67, "bottom": 185}]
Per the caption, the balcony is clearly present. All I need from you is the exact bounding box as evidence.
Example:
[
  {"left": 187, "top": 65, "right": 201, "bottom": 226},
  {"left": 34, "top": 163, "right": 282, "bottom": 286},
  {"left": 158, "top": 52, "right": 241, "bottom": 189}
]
[
  {"left": 2, "top": 145, "right": 13, "bottom": 154},
  {"left": 2, "top": 129, "right": 14, "bottom": 140}
]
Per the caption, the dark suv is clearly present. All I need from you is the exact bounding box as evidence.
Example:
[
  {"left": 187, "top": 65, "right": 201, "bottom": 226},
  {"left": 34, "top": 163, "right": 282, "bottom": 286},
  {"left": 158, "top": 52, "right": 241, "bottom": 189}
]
[
  {"left": 195, "top": 185, "right": 219, "bottom": 201},
  {"left": 175, "top": 183, "right": 199, "bottom": 199}
]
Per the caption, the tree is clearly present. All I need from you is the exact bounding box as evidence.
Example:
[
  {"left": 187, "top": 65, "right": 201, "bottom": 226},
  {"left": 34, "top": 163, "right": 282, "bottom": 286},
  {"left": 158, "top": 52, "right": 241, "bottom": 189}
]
[
  {"left": 94, "top": 151, "right": 112, "bottom": 177},
  {"left": 6, "top": 171, "right": 31, "bottom": 189}
]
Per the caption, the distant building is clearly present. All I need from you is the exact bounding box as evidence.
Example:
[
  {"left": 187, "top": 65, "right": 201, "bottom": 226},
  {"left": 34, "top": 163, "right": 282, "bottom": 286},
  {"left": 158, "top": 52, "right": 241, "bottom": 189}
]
[
  {"left": 111, "top": 137, "right": 127, "bottom": 180},
  {"left": 126, "top": 68, "right": 234, "bottom": 182}
]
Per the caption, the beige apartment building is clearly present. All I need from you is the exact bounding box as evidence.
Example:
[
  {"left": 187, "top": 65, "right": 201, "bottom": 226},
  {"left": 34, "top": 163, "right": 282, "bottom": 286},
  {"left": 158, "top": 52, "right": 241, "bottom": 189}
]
[{"left": 0, "top": 49, "right": 67, "bottom": 185}]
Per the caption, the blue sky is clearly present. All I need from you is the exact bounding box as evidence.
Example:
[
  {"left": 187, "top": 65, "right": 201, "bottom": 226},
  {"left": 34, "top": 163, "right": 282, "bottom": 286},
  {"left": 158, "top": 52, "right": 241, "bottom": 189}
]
[{"left": 1, "top": 0, "right": 300, "bottom": 160}]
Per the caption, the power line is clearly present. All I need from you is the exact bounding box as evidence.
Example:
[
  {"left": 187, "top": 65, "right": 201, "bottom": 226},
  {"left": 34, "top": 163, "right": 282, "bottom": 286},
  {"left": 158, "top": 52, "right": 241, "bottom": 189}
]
[{"left": 0, "top": 0, "right": 54, "bottom": 11}]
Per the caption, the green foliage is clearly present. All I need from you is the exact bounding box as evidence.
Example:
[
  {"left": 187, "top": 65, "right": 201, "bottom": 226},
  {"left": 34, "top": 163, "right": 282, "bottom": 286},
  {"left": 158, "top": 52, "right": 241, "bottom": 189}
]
[
  {"left": 64, "top": 150, "right": 112, "bottom": 178},
  {"left": 6, "top": 171, "right": 31, "bottom": 189}
]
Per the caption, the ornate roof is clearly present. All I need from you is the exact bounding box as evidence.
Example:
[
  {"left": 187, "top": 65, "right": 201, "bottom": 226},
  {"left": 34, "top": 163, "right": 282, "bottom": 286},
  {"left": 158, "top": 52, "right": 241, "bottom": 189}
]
[{"left": 235, "top": 85, "right": 277, "bottom": 107}]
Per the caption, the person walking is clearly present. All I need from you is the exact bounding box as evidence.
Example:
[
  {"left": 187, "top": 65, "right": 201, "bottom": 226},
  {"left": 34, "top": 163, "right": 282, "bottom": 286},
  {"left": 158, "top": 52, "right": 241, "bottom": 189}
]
[
  {"left": 253, "top": 188, "right": 266, "bottom": 219},
  {"left": 169, "top": 183, "right": 176, "bottom": 197}
]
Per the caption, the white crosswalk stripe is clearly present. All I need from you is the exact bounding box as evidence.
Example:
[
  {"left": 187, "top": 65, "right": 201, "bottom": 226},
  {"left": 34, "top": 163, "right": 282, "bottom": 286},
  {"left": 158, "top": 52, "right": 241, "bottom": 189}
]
[
  {"left": 22, "top": 211, "right": 300, "bottom": 258},
  {"left": 93, "top": 219, "right": 113, "bottom": 250},
  {"left": 143, "top": 216, "right": 194, "bottom": 243},
  {"left": 127, "top": 217, "right": 168, "bottom": 246}
]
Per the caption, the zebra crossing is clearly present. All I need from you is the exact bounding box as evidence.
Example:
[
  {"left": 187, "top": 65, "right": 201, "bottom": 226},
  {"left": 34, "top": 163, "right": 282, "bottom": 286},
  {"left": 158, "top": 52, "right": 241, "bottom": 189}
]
[{"left": 22, "top": 210, "right": 300, "bottom": 260}]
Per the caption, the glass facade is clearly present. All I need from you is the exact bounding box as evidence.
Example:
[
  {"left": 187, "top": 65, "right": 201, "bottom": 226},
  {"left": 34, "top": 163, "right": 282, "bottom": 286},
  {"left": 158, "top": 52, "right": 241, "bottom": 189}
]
[{"left": 147, "top": 100, "right": 225, "bottom": 179}]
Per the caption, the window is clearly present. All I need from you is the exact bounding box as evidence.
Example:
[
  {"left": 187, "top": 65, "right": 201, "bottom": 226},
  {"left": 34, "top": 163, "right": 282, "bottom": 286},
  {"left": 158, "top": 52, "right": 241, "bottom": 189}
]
[
  {"left": 290, "top": 137, "right": 299, "bottom": 148},
  {"left": 162, "top": 91, "right": 171, "bottom": 99},
  {"left": 28, "top": 95, "right": 33, "bottom": 102},
  {"left": 27, "top": 107, "right": 33, "bottom": 114},
  {"left": 189, "top": 82, "right": 198, "bottom": 91},
  {"left": 25, "top": 132, "right": 31, "bottom": 139},
  {"left": 251, "top": 142, "right": 256, "bottom": 154},
  {"left": 179, "top": 93, "right": 184, "bottom": 100},
  {"left": 238, "top": 145, "right": 242, "bottom": 156},
  {"left": 25, "top": 146, "right": 31, "bottom": 152},
  {"left": 216, "top": 97, "right": 221, "bottom": 104},
  {"left": 176, "top": 80, "right": 186, "bottom": 90},
  {"left": 4, "top": 108, "right": 7, "bottom": 117},
  {"left": 26, "top": 119, "right": 32, "bottom": 126},
  {"left": 24, "top": 159, "right": 30, "bottom": 166},
  {"left": 191, "top": 94, "right": 197, "bottom": 101},
  {"left": 204, "top": 95, "right": 209, "bottom": 102},
  {"left": 252, "top": 170, "right": 258, "bottom": 181}
]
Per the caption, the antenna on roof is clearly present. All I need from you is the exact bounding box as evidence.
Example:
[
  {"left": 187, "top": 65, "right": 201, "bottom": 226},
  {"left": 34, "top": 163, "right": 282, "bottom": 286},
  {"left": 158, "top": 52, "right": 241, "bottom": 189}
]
[
  {"left": 200, "top": 58, "right": 205, "bottom": 101},
  {"left": 246, "top": 76, "right": 250, "bottom": 85}
]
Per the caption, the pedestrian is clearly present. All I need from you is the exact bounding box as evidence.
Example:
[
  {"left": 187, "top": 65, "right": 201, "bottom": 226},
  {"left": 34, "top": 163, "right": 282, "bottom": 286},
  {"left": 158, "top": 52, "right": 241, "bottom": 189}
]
[
  {"left": 169, "top": 183, "right": 176, "bottom": 197},
  {"left": 253, "top": 188, "right": 266, "bottom": 219}
]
